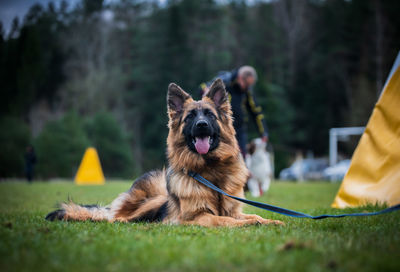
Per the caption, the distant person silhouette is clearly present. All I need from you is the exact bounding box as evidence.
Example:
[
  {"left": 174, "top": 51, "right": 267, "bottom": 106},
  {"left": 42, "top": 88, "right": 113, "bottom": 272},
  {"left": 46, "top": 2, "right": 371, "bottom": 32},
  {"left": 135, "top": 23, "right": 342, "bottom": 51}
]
[
  {"left": 25, "top": 145, "right": 37, "bottom": 182},
  {"left": 200, "top": 66, "right": 268, "bottom": 157}
]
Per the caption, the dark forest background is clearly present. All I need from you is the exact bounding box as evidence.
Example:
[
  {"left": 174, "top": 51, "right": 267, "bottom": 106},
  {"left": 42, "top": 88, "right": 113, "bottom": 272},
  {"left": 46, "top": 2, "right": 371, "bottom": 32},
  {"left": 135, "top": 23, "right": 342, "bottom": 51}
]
[{"left": 1, "top": 0, "right": 399, "bottom": 179}]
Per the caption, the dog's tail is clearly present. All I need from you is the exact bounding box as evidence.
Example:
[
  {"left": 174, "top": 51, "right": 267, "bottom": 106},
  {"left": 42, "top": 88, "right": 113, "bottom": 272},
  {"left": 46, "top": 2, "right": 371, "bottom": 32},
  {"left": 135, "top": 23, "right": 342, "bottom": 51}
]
[
  {"left": 45, "top": 170, "right": 168, "bottom": 223},
  {"left": 45, "top": 203, "right": 111, "bottom": 222}
]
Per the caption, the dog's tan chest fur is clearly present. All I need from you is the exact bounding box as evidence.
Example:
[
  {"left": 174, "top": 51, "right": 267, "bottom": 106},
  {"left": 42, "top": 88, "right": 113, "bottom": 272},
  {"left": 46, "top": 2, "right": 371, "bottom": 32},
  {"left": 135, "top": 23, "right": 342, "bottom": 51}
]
[{"left": 165, "top": 161, "right": 247, "bottom": 223}]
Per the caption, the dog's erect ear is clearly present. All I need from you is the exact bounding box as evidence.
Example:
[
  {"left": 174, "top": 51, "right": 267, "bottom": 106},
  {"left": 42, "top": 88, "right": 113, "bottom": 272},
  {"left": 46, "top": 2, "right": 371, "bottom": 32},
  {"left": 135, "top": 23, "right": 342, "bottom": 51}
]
[
  {"left": 167, "top": 83, "right": 191, "bottom": 114},
  {"left": 206, "top": 78, "right": 228, "bottom": 108}
]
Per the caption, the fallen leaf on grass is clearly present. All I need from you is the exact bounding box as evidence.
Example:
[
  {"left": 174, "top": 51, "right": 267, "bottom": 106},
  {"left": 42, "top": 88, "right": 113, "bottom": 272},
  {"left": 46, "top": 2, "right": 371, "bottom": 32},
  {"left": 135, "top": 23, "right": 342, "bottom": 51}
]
[
  {"left": 3, "top": 222, "right": 12, "bottom": 229},
  {"left": 278, "top": 240, "right": 313, "bottom": 251}
]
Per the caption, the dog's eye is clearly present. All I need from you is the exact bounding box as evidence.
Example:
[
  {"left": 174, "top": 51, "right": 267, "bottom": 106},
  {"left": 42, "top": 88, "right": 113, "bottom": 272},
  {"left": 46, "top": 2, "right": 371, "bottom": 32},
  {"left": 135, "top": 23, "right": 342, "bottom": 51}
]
[
  {"left": 205, "top": 110, "right": 215, "bottom": 119},
  {"left": 185, "top": 113, "right": 195, "bottom": 121}
]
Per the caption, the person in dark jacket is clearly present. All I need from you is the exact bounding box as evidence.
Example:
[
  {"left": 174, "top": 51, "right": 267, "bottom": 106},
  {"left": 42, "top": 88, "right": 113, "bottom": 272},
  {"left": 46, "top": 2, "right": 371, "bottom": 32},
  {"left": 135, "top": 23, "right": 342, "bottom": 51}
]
[
  {"left": 200, "top": 66, "right": 268, "bottom": 157},
  {"left": 25, "top": 145, "right": 37, "bottom": 182}
]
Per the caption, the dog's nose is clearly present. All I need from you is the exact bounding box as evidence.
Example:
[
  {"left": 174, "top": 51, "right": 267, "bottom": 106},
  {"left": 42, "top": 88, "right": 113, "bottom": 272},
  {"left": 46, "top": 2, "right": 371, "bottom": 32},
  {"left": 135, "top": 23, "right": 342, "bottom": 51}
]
[{"left": 196, "top": 120, "right": 209, "bottom": 128}]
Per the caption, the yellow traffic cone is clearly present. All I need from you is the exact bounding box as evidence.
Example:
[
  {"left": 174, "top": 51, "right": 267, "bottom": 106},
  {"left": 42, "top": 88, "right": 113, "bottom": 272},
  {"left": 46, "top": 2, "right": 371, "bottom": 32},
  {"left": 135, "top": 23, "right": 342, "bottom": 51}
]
[{"left": 74, "top": 147, "right": 105, "bottom": 185}]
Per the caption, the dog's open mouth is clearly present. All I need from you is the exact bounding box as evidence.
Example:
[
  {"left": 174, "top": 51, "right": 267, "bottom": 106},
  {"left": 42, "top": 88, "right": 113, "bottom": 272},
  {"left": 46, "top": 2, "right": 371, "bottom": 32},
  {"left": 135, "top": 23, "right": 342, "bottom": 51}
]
[{"left": 192, "top": 136, "right": 214, "bottom": 154}]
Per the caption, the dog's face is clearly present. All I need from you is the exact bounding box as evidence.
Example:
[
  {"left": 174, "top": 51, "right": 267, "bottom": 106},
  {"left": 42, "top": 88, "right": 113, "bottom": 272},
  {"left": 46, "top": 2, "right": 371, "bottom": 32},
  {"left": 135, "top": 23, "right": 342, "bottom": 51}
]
[
  {"left": 167, "top": 79, "right": 239, "bottom": 170},
  {"left": 181, "top": 99, "right": 221, "bottom": 154}
]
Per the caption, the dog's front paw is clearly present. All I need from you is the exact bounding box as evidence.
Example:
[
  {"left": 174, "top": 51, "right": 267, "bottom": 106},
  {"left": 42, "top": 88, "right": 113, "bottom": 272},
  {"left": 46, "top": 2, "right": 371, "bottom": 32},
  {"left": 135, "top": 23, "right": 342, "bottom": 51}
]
[
  {"left": 259, "top": 218, "right": 285, "bottom": 226},
  {"left": 269, "top": 219, "right": 285, "bottom": 226},
  {"left": 45, "top": 209, "right": 66, "bottom": 221}
]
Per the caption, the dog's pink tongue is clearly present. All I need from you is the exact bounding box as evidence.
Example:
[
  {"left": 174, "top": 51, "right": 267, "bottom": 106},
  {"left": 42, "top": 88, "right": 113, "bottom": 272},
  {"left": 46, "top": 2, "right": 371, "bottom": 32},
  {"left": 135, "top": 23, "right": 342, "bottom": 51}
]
[{"left": 195, "top": 137, "right": 210, "bottom": 154}]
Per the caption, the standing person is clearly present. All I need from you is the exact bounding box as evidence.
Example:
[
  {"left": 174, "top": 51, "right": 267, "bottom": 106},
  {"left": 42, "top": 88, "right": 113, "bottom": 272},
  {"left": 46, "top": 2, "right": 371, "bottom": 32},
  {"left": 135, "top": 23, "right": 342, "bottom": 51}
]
[
  {"left": 25, "top": 145, "right": 37, "bottom": 183},
  {"left": 200, "top": 66, "right": 268, "bottom": 157}
]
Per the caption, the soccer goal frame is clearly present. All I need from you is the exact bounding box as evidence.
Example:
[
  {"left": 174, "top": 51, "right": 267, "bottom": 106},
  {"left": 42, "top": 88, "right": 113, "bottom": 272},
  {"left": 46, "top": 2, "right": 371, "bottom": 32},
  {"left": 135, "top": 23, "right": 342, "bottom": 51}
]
[{"left": 329, "top": 127, "right": 365, "bottom": 166}]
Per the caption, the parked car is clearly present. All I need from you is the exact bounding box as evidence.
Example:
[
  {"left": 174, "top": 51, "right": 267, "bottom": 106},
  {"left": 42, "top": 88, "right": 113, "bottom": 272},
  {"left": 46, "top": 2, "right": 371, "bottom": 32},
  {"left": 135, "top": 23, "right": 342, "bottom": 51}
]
[
  {"left": 322, "top": 159, "right": 351, "bottom": 182},
  {"left": 279, "top": 159, "right": 329, "bottom": 181}
]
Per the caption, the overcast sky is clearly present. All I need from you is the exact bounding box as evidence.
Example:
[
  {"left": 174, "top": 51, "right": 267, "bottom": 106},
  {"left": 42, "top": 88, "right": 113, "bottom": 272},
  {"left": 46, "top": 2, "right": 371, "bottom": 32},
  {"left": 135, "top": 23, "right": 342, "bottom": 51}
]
[
  {"left": 0, "top": 0, "right": 257, "bottom": 35},
  {"left": 0, "top": 0, "right": 80, "bottom": 34},
  {"left": 0, "top": 0, "right": 130, "bottom": 35}
]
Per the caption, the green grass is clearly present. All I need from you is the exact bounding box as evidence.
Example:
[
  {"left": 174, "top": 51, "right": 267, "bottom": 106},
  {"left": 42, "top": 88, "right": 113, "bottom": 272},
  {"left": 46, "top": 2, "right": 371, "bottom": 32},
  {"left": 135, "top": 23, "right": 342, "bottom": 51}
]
[{"left": 0, "top": 181, "right": 399, "bottom": 272}]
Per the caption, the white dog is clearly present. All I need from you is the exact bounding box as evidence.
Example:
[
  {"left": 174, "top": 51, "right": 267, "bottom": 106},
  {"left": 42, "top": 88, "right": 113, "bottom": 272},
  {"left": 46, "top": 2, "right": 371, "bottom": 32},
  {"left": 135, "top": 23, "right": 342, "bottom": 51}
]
[{"left": 245, "top": 138, "right": 273, "bottom": 197}]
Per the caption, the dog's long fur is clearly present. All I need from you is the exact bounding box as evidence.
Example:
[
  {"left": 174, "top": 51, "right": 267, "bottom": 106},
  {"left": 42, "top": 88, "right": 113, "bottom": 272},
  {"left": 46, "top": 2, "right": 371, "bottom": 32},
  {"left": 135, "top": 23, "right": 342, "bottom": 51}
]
[{"left": 46, "top": 79, "right": 284, "bottom": 227}]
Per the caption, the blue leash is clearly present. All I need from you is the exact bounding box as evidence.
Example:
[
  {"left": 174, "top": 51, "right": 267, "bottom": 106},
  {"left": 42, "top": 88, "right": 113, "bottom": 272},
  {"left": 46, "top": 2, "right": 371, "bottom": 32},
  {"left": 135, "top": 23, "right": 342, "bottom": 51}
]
[{"left": 188, "top": 171, "right": 400, "bottom": 220}]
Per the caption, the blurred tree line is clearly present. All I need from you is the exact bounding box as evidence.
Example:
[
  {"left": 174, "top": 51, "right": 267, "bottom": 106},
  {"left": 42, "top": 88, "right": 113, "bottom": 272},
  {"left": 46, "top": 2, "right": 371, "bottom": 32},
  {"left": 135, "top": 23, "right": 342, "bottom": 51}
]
[{"left": 0, "top": 0, "right": 399, "bottom": 179}]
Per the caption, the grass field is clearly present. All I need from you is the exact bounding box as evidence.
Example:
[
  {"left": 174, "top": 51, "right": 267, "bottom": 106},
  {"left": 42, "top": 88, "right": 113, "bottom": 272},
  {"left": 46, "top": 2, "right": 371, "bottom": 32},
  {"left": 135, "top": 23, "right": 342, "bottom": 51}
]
[{"left": 0, "top": 181, "right": 399, "bottom": 272}]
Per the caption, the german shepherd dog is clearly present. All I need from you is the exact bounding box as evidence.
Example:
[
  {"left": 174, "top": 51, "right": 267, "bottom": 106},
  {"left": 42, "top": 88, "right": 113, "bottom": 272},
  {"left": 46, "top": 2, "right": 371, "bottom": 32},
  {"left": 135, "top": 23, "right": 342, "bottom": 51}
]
[{"left": 46, "top": 79, "right": 284, "bottom": 227}]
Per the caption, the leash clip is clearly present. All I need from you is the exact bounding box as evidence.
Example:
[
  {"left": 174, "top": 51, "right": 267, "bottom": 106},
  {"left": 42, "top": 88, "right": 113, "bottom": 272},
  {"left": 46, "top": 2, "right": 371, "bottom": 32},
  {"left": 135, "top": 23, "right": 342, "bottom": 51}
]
[{"left": 187, "top": 170, "right": 196, "bottom": 178}]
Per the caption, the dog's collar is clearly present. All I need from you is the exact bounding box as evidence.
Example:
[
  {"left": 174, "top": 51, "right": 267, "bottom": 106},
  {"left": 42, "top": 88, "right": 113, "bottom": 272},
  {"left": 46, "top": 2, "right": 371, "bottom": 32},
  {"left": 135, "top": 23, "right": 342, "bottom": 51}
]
[{"left": 181, "top": 168, "right": 193, "bottom": 177}]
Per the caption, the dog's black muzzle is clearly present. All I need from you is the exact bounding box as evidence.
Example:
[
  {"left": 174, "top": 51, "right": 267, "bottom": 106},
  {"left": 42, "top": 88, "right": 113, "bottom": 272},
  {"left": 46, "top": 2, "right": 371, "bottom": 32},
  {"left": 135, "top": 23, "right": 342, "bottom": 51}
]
[{"left": 192, "top": 120, "right": 213, "bottom": 138}]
